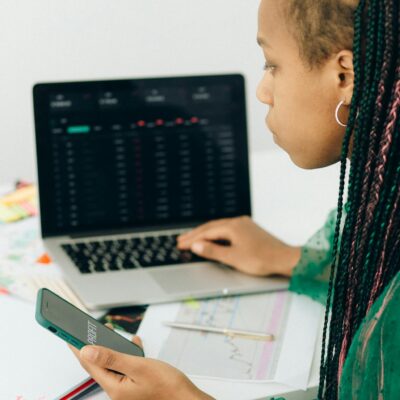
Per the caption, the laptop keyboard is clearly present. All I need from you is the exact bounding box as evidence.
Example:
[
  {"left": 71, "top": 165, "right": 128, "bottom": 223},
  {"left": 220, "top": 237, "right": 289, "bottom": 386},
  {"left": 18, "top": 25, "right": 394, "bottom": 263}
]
[{"left": 61, "top": 233, "right": 205, "bottom": 274}]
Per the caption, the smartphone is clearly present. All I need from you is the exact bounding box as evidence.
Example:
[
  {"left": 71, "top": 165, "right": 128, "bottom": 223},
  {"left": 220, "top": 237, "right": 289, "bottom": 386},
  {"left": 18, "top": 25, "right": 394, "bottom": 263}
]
[{"left": 35, "top": 288, "right": 144, "bottom": 357}]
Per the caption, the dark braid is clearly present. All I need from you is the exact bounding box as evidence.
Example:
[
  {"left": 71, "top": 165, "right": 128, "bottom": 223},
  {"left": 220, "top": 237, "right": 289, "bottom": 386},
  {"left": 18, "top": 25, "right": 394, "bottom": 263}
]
[
  {"left": 282, "top": 0, "right": 399, "bottom": 397},
  {"left": 350, "top": 0, "right": 386, "bottom": 329},
  {"left": 319, "top": 3, "right": 368, "bottom": 394},
  {"left": 317, "top": 0, "right": 366, "bottom": 396},
  {"left": 318, "top": 0, "right": 400, "bottom": 399},
  {"left": 325, "top": 2, "right": 382, "bottom": 385}
]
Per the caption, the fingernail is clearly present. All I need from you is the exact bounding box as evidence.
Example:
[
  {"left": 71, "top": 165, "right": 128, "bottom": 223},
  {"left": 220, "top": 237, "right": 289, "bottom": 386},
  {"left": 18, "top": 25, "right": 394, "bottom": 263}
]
[
  {"left": 81, "top": 346, "right": 99, "bottom": 362},
  {"left": 191, "top": 242, "right": 203, "bottom": 254}
]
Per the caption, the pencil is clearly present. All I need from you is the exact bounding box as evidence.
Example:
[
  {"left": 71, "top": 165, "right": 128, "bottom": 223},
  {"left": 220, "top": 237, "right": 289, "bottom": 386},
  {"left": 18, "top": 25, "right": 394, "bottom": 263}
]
[{"left": 163, "top": 321, "right": 274, "bottom": 341}]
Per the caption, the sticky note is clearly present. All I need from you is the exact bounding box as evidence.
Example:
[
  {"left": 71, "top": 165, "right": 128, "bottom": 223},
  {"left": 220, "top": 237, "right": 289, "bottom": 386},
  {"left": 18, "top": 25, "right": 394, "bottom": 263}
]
[{"left": 184, "top": 298, "right": 201, "bottom": 309}]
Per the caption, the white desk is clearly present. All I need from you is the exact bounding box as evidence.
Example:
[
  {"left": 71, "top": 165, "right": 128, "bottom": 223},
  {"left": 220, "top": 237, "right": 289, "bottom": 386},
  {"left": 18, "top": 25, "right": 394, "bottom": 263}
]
[{"left": 0, "top": 150, "right": 340, "bottom": 399}]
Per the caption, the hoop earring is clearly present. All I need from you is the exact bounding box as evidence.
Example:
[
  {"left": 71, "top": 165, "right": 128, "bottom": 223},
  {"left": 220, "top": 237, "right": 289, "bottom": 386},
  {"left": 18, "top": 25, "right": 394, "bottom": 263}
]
[{"left": 335, "top": 100, "right": 347, "bottom": 127}]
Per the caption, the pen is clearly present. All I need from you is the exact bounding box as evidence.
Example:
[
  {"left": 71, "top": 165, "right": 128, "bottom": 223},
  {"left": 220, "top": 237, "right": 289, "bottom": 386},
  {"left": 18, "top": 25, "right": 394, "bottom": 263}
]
[
  {"left": 57, "top": 377, "right": 100, "bottom": 400},
  {"left": 163, "top": 321, "right": 274, "bottom": 341}
]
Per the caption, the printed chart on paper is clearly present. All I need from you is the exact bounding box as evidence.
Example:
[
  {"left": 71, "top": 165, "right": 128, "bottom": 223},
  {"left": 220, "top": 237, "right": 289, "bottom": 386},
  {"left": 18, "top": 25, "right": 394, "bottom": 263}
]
[{"left": 158, "top": 291, "right": 292, "bottom": 381}]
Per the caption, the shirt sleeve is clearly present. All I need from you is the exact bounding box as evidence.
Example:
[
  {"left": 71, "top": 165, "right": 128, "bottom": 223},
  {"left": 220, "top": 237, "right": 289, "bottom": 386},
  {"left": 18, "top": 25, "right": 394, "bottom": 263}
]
[
  {"left": 339, "top": 272, "right": 400, "bottom": 399},
  {"left": 288, "top": 207, "right": 338, "bottom": 305}
]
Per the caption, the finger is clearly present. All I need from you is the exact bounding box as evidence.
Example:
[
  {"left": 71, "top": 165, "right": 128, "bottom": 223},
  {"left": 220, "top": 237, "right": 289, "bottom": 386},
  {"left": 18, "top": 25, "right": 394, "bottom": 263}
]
[
  {"left": 80, "top": 345, "right": 146, "bottom": 376},
  {"left": 77, "top": 353, "right": 130, "bottom": 395},
  {"left": 178, "top": 224, "right": 233, "bottom": 250},
  {"left": 105, "top": 322, "right": 114, "bottom": 329},
  {"left": 184, "top": 224, "right": 233, "bottom": 246},
  {"left": 68, "top": 343, "right": 81, "bottom": 358},
  {"left": 68, "top": 343, "right": 128, "bottom": 394},
  {"left": 177, "top": 219, "right": 230, "bottom": 244},
  {"left": 191, "top": 240, "right": 233, "bottom": 265},
  {"left": 178, "top": 218, "right": 230, "bottom": 241},
  {"left": 132, "top": 335, "right": 143, "bottom": 348}
]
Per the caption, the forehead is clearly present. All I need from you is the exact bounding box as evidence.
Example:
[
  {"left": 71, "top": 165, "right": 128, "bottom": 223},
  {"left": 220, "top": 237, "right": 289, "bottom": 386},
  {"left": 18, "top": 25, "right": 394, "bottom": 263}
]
[
  {"left": 257, "top": 0, "right": 284, "bottom": 42},
  {"left": 257, "top": 0, "right": 300, "bottom": 56}
]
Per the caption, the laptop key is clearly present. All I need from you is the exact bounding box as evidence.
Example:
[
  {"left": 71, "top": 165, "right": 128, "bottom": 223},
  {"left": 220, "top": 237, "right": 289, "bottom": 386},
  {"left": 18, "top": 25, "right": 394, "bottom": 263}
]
[
  {"left": 122, "top": 262, "right": 136, "bottom": 270},
  {"left": 151, "top": 242, "right": 159, "bottom": 251},
  {"left": 138, "top": 253, "right": 156, "bottom": 267},
  {"left": 156, "top": 253, "right": 166, "bottom": 263},
  {"left": 158, "top": 247, "right": 167, "bottom": 256},
  {"left": 136, "top": 243, "right": 146, "bottom": 252},
  {"left": 169, "top": 250, "right": 180, "bottom": 262},
  {"left": 131, "top": 250, "right": 140, "bottom": 259},
  {"left": 76, "top": 262, "right": 91, "bottom": 273},
  {"left": 104, "top": 253, "right": 113, "bottom": 262},
  {"left": 79, "top": 267, "right": 91, "bottom": 274}
]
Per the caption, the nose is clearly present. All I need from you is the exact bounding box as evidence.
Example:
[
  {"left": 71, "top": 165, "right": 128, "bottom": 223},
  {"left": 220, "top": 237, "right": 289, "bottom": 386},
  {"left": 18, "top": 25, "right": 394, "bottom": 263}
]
[{"left": 256, "top": 73, "right": 273, "bottom": 106}]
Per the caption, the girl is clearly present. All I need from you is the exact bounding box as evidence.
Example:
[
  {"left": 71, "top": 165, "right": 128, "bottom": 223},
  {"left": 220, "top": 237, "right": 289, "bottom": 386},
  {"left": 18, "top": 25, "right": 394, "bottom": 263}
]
[{"left": 69, "top": 0, "right": 400, "bottom": 398}]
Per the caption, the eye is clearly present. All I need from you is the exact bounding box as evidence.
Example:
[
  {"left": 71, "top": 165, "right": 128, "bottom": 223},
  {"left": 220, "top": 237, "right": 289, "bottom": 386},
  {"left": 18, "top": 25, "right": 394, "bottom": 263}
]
[{"left": 263, "top": 60, "right": 276, "bottom": 73}]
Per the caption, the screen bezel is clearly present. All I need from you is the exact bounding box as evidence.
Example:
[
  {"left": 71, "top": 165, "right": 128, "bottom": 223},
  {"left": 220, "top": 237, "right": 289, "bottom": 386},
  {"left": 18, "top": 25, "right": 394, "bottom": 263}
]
[{"left": 33, "top": 74, "right": 251, "bottom": 238}]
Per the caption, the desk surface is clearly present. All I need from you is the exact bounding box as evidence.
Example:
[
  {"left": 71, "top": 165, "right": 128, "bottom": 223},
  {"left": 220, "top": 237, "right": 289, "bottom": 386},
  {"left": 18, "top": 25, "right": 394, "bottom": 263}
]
[{"left": 0, "top": 150, "right": 340, "bottom": 400}]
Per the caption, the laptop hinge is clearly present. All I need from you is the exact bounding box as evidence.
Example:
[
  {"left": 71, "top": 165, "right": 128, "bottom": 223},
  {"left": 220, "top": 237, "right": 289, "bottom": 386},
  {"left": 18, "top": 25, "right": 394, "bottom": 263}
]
[{"left": 67, "top": 222, "right": 204, "bottom": 239}]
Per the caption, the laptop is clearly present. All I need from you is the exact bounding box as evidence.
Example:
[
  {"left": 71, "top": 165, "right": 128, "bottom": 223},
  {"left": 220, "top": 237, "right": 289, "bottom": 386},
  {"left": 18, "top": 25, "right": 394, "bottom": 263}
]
[{"left": 33, "top": 74, "right": 288, "bottom": 310}]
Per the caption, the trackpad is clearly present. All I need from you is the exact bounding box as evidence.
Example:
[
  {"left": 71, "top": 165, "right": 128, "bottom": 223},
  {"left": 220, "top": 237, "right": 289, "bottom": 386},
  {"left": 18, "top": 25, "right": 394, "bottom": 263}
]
[{"left": 149, "top": 263, "right": 246, "bottom": 294}]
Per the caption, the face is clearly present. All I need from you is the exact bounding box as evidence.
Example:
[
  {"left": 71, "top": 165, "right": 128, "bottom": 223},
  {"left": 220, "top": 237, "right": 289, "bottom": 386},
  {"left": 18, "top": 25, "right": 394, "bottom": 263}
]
[{"left": 256, "top": 0, "right": 354, "bottom": 169}]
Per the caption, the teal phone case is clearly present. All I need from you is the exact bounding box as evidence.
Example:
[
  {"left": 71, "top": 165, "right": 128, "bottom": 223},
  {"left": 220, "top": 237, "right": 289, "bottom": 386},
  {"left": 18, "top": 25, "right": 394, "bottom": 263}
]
[
  {"left": 35, "top": 288, "right": 144, "bottom": 357},
  {"left": 35, "top": 288, "right": 87, "bottom": 349}
]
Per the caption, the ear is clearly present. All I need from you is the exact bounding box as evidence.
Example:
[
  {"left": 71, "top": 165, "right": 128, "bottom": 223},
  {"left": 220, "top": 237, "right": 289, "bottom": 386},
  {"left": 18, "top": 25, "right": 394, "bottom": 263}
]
[{"left": 334, "top": 50, "right": 354, "bottom": 105}]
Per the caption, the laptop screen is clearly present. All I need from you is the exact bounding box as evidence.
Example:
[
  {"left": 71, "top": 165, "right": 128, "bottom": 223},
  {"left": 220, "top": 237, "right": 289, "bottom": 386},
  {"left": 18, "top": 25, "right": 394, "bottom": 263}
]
[{"left": 34, "top": 74, "right": 251, "bottom": 237}]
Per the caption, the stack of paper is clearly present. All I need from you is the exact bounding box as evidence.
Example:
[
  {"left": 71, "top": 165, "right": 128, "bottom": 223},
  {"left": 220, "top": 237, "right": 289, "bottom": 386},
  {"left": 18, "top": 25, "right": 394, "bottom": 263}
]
[{"left": 138, "top": 291, "right": 323, "bottom": 391}]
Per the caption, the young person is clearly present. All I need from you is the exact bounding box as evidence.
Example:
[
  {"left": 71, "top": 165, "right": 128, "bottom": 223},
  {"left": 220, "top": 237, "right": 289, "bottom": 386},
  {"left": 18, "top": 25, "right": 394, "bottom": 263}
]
[{"left": 69, "top": 0, "right": 400, "bottom": 398}]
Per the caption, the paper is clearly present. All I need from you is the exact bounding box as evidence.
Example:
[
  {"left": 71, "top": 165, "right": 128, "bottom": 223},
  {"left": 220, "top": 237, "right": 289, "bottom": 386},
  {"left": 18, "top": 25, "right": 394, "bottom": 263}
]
[
  {"left": 161, "top": 291, "right": 290, "bottom": 381},
  {"left": 0, "top": 184, "right": 38, "bottom": 223},
  {"left": 0, "top": 218, "right": 91, "bottom": 312},
  {"left": 0, "top": 295, "right": 89, "bottom": 400},
  {"left": 0, "top": 219, "right": 55, "bottom": 298},
  {"left": 138, "top": 291, "right": 323, "bottom": 390}
]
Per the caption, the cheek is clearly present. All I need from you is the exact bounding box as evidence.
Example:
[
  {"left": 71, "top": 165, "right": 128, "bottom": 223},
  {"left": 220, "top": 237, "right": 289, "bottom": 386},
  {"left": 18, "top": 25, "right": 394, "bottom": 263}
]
[
  {"left": 269, "top": 91, "right": 306, "bottom": 144},
  {"left": 270, "top": 80, "right": 344, "bottom": 168}
]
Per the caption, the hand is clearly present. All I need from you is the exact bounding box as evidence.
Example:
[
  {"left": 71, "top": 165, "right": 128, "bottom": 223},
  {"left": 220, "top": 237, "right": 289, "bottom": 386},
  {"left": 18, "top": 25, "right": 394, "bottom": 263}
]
[
  {"left": 177, "top": 216, "right": 301, "bottom": 277},
  {"left": 68, "top": 329, "right": 214, "bottom": 400}
]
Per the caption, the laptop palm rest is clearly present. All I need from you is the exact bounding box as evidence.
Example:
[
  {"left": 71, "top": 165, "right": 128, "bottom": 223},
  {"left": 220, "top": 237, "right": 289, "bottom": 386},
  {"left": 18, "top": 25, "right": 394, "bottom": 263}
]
[{"left": 149, "top": 263, "right": 288, "bottom": 295}]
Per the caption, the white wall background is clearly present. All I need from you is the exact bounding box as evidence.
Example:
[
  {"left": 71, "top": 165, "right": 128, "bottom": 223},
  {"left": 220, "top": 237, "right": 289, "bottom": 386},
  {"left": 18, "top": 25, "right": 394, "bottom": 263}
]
[{"left": 0, "top": 0, "right": 275, "bottom": 184}]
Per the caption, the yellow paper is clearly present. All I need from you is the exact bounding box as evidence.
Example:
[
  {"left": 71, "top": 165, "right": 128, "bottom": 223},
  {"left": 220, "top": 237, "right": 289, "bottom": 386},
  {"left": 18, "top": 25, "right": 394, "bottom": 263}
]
[{"left": 0, "top": 203, "right": 19, "bottom": 222}]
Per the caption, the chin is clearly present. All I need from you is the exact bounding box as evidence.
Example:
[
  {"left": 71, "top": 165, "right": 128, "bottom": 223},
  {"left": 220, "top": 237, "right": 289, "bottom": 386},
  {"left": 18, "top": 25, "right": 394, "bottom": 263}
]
[
  {"left": 289, "top": 153, "right": 339, "bottom": 170},
  {"left": 288, "top": 155, "right": 313, "bottom": 169}
]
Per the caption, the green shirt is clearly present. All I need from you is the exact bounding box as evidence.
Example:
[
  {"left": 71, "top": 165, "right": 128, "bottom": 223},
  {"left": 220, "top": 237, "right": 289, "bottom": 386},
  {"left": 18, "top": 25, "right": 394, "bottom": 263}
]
[{"left": 289, "top": 207, "right": 400, "bottom": 399}]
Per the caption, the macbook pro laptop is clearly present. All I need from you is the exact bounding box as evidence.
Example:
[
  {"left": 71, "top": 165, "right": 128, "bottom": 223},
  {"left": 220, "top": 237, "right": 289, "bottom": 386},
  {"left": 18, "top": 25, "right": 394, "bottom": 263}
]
[{"left": 33, "top": 74, "right": 288, "bottom": 310}]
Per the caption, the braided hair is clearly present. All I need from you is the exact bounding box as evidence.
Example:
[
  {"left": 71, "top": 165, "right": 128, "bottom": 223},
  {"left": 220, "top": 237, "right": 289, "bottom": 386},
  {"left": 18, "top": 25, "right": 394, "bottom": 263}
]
[
  {"left": 319, "top": 0, "right": 400, "bottom": 398},
  {"left": 284, "top": 0, "right": 399, "bottom": 398}
]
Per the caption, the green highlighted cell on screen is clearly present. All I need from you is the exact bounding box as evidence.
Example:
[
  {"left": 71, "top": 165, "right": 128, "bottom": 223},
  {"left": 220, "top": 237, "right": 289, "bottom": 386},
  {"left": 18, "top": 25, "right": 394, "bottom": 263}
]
[{"left": 67, "top": 125, "right": 90, "bottom": 134}]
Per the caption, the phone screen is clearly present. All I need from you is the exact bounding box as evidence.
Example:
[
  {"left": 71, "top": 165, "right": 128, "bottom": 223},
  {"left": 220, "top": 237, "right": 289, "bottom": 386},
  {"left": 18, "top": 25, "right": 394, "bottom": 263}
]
[{"left": 39, "top": 288, "right": 144, "bottom": 357}]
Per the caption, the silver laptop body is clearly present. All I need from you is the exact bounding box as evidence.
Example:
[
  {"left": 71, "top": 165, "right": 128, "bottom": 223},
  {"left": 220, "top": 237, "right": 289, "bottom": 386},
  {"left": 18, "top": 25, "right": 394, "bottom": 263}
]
[{"left": 33, "top": 74, "right": 288, "bottom": 310}]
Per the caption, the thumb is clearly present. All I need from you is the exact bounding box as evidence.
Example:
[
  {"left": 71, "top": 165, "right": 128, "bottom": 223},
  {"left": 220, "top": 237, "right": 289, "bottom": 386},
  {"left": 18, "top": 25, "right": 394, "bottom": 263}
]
[
  {"left": 191, "top": 241, "right": 231, "bottom": 264},
  {"left": 80, "top": 345, "right": 137, "bottom": 375},
  {"left": 132, "top": 335, "right": 143, "bottom": 348}
]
